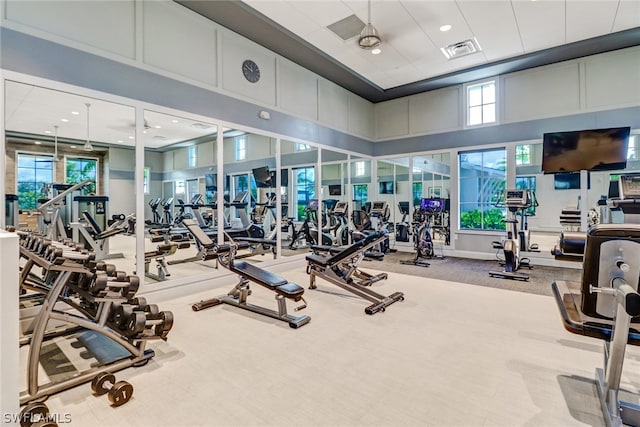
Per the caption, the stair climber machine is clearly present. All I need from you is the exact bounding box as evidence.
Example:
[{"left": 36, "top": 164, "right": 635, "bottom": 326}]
[
  {"left": 400, "top": 198, "right": 444, "bottom": 267},
  {"left": 489, "top": 189, "right": 539, "bottom": 281}
]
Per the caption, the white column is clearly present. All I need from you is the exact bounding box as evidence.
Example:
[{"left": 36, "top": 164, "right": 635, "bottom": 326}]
[
  {"left": 135, "top": 107, "right": 145, "bottom": 284},
  {"left": 216, "top": 125, "right": 224, "bottom": 245},
  {"left": 0, "top": 231, "right": 20, "bottom": 425},
  {"left": 275, "top": 138, "right": 281, "bottom": 258}
]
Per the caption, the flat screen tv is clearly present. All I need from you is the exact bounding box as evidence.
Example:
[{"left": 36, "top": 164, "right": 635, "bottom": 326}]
[
  {"left": 328, "top": 185, "right": 342, "bottom": 196},
  {"left": 420, "top": 198, "right": 444, "bottom": 213},
  {"left": 554, "top": 172, "right": 590, "bottom": 190},
  {"left": 267, "top": 169, "right": 289, "bottom": 187},
  {"left": 542, "top": 127, "right": 630, "bottom": 173},
  {"left": 252, "top": 166, "right": 271, "bottom": 188},
  {"left": 379, "top": 181, "right": 394, "bottom": 194}
]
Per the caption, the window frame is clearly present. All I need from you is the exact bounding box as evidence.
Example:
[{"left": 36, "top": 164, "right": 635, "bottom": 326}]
[
  {"left": 235, "top": 135, "right": 247, "bottom": 161},
  {"left": 464, "top": 78, "right": 498, "bottom": 128},
  {"left": 15, "top": 151, "right": 55, "bottom": 210},
  {"left": 65, "top": 155, "right": 99, "bottom": 194},
  {"left": 187, "top": 146, "right": 197, "bottom": 168}
]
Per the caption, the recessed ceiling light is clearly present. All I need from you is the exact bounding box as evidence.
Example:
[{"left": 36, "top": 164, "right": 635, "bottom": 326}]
[
  {"left": 154, "top": 125, "right": 162, "bottom": 129},
  {"left": 371, "top": 48, "right": 382, "bottom": 55},
  {"left": 171, "top": 119, "right": 179, "bottom": 123},
  {"left": 128, "top": 136, "right": 134, "bottom": 139},
  {"left": 61, "top": 118, "right": 69, "bottom": 122},
  {"left": 71, "top": 111, "right": 79, "bottom": 115},
  {"left": 34, "top": 141, "right": 42, "bottom": 145},
  {"left": 70, "top": 145, "right": 77, "bottom": 149},
  {"left": 44, "top": 130, "right": 52, "bottom": 134},
  {"left": 117, "top": 140, "right": 123, "bottom": 143},
  {"left": 440, "top": 25, "right": 452, "bottom": 32}
]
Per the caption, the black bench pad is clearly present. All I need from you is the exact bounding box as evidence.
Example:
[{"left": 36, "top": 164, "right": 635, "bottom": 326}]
[
  {"left": 235, "top": 237, "right": 277, "bottom": 246},
  {"left": 275, "top": 283, "right": 304, "bottom": 299},
  {"left": 231, "top": 261, "right": 287, "bottom": 289}
]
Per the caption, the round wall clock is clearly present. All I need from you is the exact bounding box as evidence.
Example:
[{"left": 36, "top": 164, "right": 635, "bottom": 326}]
[{"left": 242, "top": 60, "right": 260, "bottom": 83}]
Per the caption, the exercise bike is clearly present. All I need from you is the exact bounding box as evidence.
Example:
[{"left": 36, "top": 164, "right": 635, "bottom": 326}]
[
  {"left": 489, "top": 189, "right": 538, "bottom": 281},
  {"left": 400, "top": 198, "right": 444, "bottom": 267}
]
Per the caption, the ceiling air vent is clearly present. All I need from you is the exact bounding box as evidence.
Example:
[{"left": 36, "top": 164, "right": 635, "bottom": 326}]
[
  {"left": 190, "top": 123, "right": 213, "bottom": 130},
  {"left": 440, "top": 38, "right": 482, "bottom": 60},
  {"left": 327, "top": 14, "right": 366, "bottom": 41},
  {"left": 152, "top": 135, "right": 169, "bottom": 141}
]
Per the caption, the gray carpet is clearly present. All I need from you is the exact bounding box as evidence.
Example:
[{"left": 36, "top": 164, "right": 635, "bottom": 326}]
[{"left": 362, "top": 251, "right": 582, "bottom": 296}]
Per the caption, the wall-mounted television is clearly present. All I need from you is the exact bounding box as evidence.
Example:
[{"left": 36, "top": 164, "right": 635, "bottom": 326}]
[
  {"left": 379, "top": 181, "right": 394, "bottom": 194},
  {"left": 252, "top": 166, "right": 271, "bottom": 188},
  {"left": 542, "top": 127, "right": 630, "bottom": 173},
  {"left": 328, "top": 184, "right": 342, "bottom": 196},
  {"left": 554, "top": 172, "right": 590, "bottom": 190},
  {"left": 268, "top": 169, "right": 289, "bottom": 187}
]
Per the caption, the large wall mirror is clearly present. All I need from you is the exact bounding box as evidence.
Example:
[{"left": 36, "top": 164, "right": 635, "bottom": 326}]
[
  {"left": 320, "top": 148, "right": 349, "bottom": 247},
  {"left": 280, "top": 140, "right": 318, "bottom": 255},
  {"left": 142, "top": 109, "right": 219, "bottom": 282},
  {"left": 5, "top": 80, "right": 138, "bottom": 274},
  {"left": 412, "top": 153, "right": 451, "bottom": 246}
]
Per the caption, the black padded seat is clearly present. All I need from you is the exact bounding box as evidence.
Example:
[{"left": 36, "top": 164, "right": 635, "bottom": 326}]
[
  {"left": 275, "top": 283, "right": 304, "bottom": 299},
  {"left": 235, "top": 237, "right": 277, "bottom": 246},
  {"left": 230, "top": 261, "right": 288, "bottom": 289},
  {"left": 306, "top": 231, "right": 382, "bottom": 267}
]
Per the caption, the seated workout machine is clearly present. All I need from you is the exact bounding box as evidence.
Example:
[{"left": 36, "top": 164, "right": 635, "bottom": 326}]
[
  {"left": 489, "top": 189, "right": 537, "bottom": 281},
  {"left": 184, "top": 219, "right": 311, "bottom": 328},
  {"left": 552, "top": 173, "right": 640, "bottom": 427},
  {"left": 351, "top": 201, "right": 391, "bottom": 259},
  {"left": 306, "top": 231, "right": 403, "bottom": 315}
]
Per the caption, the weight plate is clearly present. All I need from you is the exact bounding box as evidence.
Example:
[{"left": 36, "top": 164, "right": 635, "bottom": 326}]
[
  {"left": 91, "top": 372, "right": 115, "bottom": 395},
  {"left": 108, "top": 381, "right": 133, "bottom": 407}
]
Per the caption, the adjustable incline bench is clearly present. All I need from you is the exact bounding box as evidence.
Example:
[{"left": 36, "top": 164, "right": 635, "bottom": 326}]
[
  {"left": 306, "top": 231, "right": 404, "bottom": 315},
  {"left": 309, "top": 233, "right": 389, "bottom": 287},
  {"left": 183, "top": 219, "right": 310, "bottom": 328}
]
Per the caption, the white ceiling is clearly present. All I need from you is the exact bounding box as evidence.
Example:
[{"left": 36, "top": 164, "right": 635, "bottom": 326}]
[
  {"left": 4, "top": 81, "right": 219, "bottom": 150},
  {"left": 242, "top": 0, "right": 640, "bottom": 90}
]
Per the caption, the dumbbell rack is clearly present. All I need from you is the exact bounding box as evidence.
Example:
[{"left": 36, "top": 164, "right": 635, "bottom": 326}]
[{"left": 17, "top": 233, "right": 166, "bottom": 405}]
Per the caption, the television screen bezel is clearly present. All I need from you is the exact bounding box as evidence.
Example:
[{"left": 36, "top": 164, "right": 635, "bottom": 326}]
[
  {"left": 328, "top": 185, "right": 342, "bottom": 196},
  {"left": 378, "top": 181, "right": 394, "bottom": 194}
]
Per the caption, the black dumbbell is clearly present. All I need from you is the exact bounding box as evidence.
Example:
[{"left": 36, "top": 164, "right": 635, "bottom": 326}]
[
  {"left": 91, "top": 372, "right": 134, "bottom": 407},
  {"left": 126, "top": 305, "right": 174, "bottom": 339},
  {"left": 19, "top": 402, "right": 58, "bottom": 427},
  {"left": 111, "top": 297, "right": 148, "bottom": 327}
]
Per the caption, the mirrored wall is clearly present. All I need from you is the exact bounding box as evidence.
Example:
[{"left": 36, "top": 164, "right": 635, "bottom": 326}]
[{"left": 5, "top": 80, "right": 138, "bottom": 275}]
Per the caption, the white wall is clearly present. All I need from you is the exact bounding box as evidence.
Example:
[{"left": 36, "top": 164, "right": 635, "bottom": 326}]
[
  {"left": 374, "top": 45, "right": 640, "bottom": 141},
  {"left": 1, "top": 0, "right": 374, "bottom": 140}
]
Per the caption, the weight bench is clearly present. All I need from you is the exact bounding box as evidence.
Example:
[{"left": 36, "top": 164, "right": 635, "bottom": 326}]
[
  {"left": 234, "top": 236, "right": 277, "bottom": 259},
  {"left": 183, "top": 219, "right": 310, "bottom": 329},
  {"left": 306, "top": 232, "right": 403, "bottom": 315},
  {"left": 144, "top": 242, "right": 179, "bottom": 281},
  {"left": 551, "top": 224, "right": 640, "bottom": 426}
]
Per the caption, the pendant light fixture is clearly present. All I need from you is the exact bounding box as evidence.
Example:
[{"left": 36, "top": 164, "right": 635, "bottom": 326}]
[
  {"left": 53, "top": 125, "right": 61, "bottom": 162},
  {"left": 358, "top": 0, "right": 382, "bottom": 54},
  {"left": 83, "top": 102, "right": 94, "bottom": 152}
]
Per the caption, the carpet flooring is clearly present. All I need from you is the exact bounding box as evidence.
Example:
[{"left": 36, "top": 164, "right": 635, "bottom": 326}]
[{"left": 365, "top": 251, "right": 582, "bottom": 296}]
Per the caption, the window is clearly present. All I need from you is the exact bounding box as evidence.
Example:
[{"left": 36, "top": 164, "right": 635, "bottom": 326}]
[
  {"left": 628, "top": 135, "right": 638, "bottom": 160},
  {"left": 459, "top": 148, "right": 506, "bottom": 230},
  {"left": 188, "top": 146, "right": 197, "bottom": 168},
  {"left": 355, "top": 161, "right": 365, "bottom": 177},
  {"left": 516, "top": 144, "right": 531, "bottom": 165},
  {"left": 515, "top": 176, "right": 537, "bottom": 216},
  {"left": 412, "top": 182, "right": 423, "bottom": 206},
  {"left": 466, "top": 80, "right": 496, "bottom": 126},
  {"left": 175, "top": 180, "right": 185, "bottom": 195},
  {"left": 143, "top": 167, "right": 150, "bottom": 195},
  {"left": 294, "top": 167, "right": 315, "bottom": 220},
  {"left": 353, "top": 184, "right": 368, "bottom": 207},
  {"left": 235, "top": 136, "right": 246, "bottom": 161},
  {"left": 66, "top": 157, "right": 97, "bottom": 194},
  {"left": 295, "top": 143, "right": 310, "bottom": 151},
  {"left": 16, "top": 153, "right": 54, "bottom": 210}
]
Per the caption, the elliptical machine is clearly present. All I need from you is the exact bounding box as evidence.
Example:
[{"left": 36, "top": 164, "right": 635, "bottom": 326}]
[{"left": 489, "top": 189, "right": 538, "bottom": 281}]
